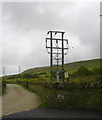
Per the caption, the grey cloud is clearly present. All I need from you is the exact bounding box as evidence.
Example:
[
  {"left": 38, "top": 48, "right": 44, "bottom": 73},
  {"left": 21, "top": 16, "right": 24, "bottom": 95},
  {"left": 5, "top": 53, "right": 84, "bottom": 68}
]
[{"left": 2, "top": 2, "right": 100, "bottom": 75}]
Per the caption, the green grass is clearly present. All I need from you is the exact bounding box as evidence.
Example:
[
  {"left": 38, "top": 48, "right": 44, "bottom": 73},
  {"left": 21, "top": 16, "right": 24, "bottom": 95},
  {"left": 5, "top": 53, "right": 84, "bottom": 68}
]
[
  {"left": 19, "top": 82, "right": 101, "bottom": 110},
  {"left": 3, "top": 58, "right": 102, "bottom": 83},
  {"left": 13, "top": 77, "right": 101, "bottom": 110},
  {"left": 22, "top": 58, "right": 101, "bottom": 74},
  {"left": 70, "top": 75, "right": 102, "bottom": 83},
  {"left": 2, "top": 58, "right": 102, "bottom": 110}
]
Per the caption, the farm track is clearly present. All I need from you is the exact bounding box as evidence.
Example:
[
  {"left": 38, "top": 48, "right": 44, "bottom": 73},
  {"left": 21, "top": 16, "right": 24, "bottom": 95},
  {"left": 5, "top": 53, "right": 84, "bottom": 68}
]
[{"left": 2, "top": 84, "right": 41, "bottom": 116}]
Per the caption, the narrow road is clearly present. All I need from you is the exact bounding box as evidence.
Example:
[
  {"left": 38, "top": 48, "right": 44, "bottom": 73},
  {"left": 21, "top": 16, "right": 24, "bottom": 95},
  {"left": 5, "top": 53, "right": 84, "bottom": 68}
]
[{"left": 2, "top": 84, "right": 41, "bottom": 116}]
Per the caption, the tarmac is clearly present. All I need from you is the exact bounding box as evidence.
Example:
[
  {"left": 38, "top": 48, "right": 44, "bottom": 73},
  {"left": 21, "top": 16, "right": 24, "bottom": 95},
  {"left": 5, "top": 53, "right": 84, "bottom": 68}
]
[{"left": 2, "top": 108, "right": 102, "bottom": 119}]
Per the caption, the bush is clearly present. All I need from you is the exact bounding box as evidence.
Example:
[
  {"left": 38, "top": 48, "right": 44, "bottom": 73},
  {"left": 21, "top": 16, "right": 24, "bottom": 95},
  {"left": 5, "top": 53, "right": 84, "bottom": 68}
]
[
  {"left": 72, "top": 66, "right": 92, "bottom": 76},
  {"left": 22, "top": 73, "right": 39, "bottom": 79},
  {"left": 39, "top": 72, "right": 47, "bottom": 75},
  {"left": 7, "top": 75, "right": 17, "bottom": 79},
  {"left": 92, "top": 66, "right": 101, "bottom": 75}
]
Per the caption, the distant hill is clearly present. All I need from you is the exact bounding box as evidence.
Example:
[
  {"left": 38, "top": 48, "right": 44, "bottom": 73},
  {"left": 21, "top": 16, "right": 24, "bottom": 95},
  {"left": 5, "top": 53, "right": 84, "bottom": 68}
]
[{"left": 22, "top": 58, "right": 102, "bottom": 74}]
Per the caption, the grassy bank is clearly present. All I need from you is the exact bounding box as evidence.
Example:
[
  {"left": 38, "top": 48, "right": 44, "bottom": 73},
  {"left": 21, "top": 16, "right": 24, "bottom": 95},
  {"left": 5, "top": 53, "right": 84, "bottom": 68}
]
[
  {"left": 12, "top": 78, "right": 102, "bottom": 110},
  {"left": 22, "top": 58, "right": 101, "bottom": 74},
  {"left": 3, "top": 79, "right": 102, "bottom": 110},
  {"left": 2, "top": 58, "right": 102, "bottom": 110}
]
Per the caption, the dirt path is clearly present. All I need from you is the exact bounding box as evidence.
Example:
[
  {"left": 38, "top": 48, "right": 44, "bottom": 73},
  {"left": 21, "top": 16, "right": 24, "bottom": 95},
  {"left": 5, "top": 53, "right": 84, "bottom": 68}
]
[{"left": 2, "top": 84, "right": 41, "bottom": 116}]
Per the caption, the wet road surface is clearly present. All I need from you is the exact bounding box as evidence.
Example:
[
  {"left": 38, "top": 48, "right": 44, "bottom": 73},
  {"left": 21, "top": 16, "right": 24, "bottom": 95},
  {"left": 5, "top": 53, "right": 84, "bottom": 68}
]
[{"left": 2, "top": 108, "right": 101, "bottom": 119}]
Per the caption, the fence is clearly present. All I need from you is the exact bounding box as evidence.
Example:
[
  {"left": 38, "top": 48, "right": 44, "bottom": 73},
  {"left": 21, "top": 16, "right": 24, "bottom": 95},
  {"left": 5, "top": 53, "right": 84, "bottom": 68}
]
[{"left": 4, "top": 79, "right": 102, "bottom": 89}]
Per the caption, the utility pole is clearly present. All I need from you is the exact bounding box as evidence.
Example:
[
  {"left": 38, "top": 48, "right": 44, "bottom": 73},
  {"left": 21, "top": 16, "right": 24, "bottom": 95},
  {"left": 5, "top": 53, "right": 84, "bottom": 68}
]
[
  {"left": 3, "top": 67, "right": 5, "bottom": 78},
  {"left": 18, "top": 66, "right": 21, "bottom": 79},
  {"left": 2, "top": 67, "right": 5, "bottom": 84},
  {"left": 46, "top": 31, "right": 68, "bottom": 82},
  {"left": 19, "top": 66, "right": 21, "bottom": 75},
  {"left": 17, "top": 66, "right": 21, "bottom": 83},
  {"left": 100, "top": 2, "right": 102, "bottom": 106},
  {"left": 49, "top": 31, "right": 53, "bottom": 82},
  {"left": 62, "top": 32, "right": 64, "bottom": 82}
]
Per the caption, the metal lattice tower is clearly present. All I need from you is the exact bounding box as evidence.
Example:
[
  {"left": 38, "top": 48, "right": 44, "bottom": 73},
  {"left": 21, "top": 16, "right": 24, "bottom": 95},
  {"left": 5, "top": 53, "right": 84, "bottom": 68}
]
[{"left": 46, "top": 31, "right": 68, "bottom": 82}]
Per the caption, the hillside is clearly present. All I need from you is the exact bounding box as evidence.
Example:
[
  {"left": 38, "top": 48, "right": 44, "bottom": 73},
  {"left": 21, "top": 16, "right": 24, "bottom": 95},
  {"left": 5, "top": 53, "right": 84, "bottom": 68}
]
[
  {"left": 22, "top": 58, "right": 102, "bottom": 74},
  {"left": 3, "top": 58, "right": 101, "bottom": 111}
]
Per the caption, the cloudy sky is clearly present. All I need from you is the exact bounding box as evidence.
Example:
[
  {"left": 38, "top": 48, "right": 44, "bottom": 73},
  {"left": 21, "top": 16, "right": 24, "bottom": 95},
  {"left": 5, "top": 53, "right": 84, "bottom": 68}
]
[{"left": 1, "top": 1, "right": 101, "bottom": 76}]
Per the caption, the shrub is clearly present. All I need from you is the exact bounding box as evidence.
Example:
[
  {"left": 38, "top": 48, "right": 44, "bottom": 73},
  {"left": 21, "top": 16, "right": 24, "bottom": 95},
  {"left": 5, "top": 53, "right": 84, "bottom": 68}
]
[
  {"left": 72, "top": 66, "right": 92, "bottom": 76},
  {"left": 92, "top": 66, "right": 101, "bottom": 75},
  {"left": 22, "top": 73, "right": 39, "bottom": 79},
  {"left": 7, "top": 75, "right": 17, "bottom": 79},
  {"left": 39, "top": 72, "right": 47, "bottom": 75}
]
